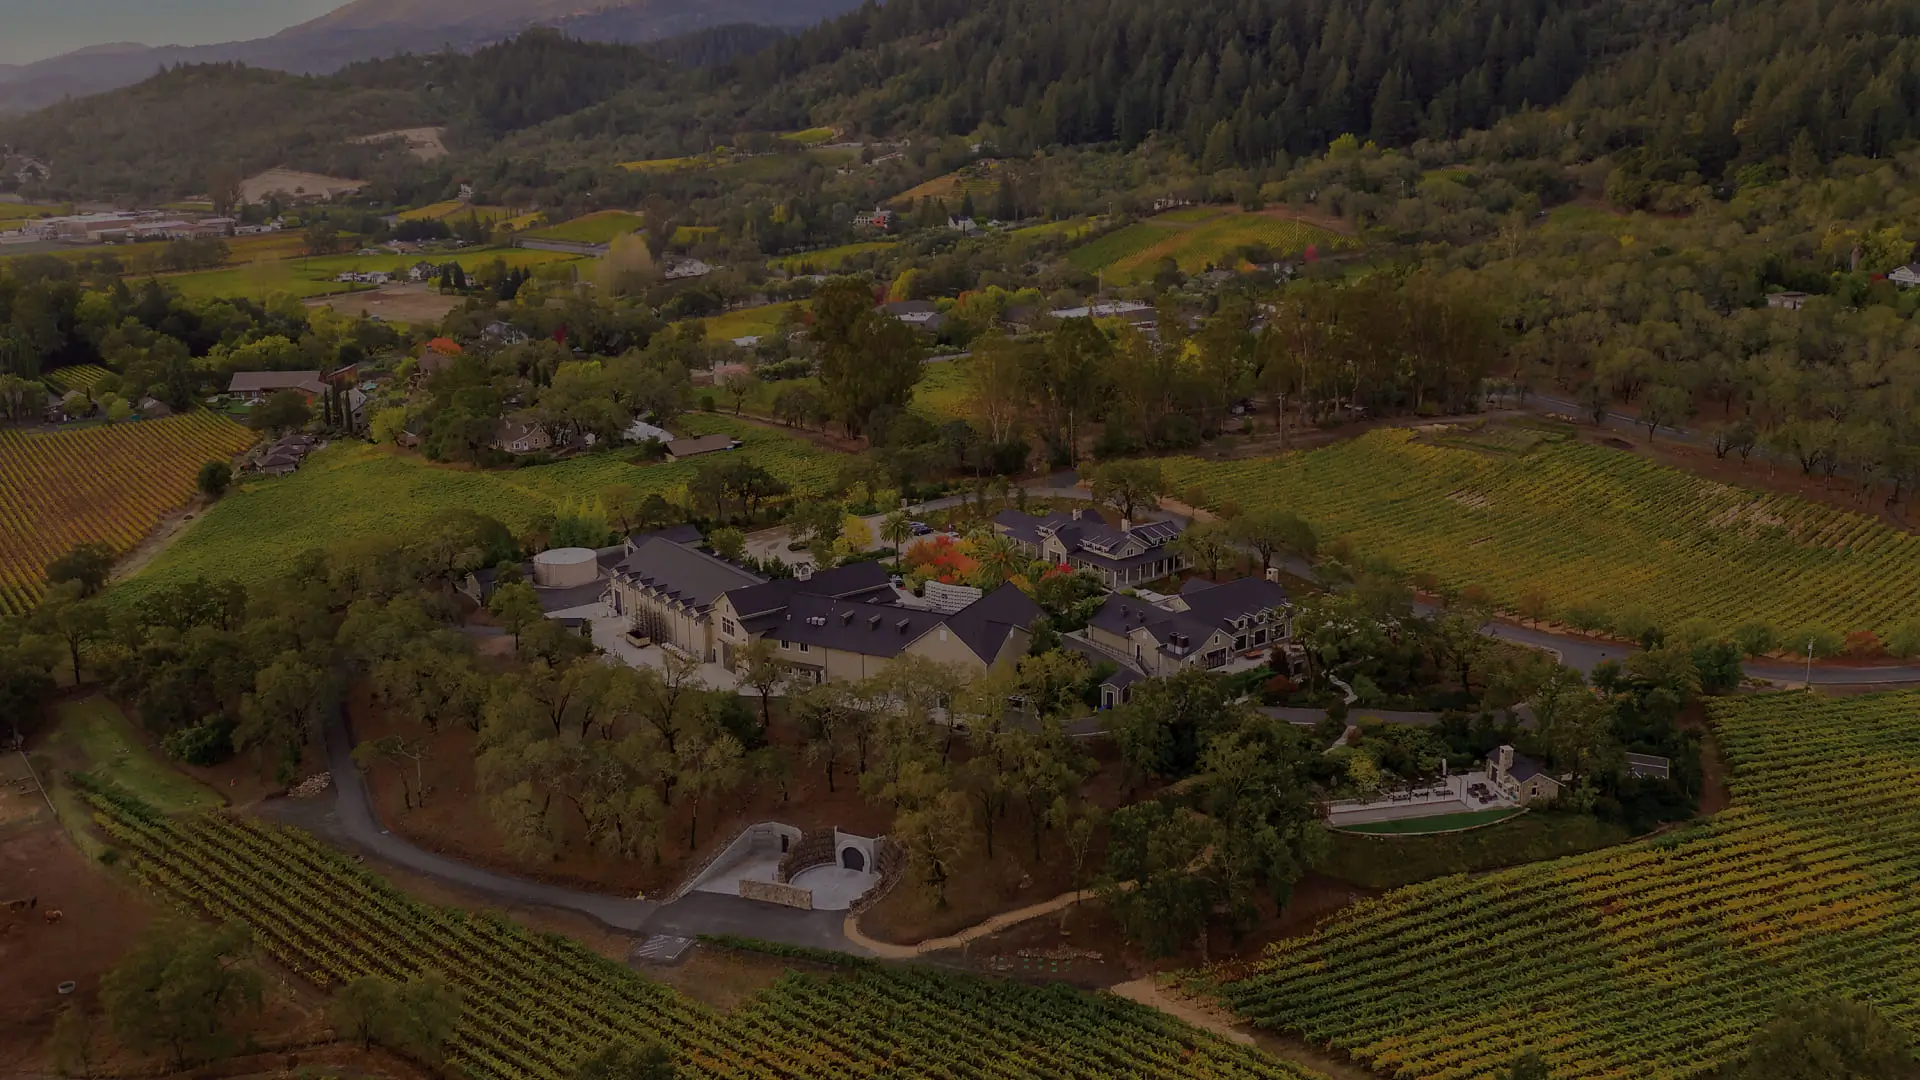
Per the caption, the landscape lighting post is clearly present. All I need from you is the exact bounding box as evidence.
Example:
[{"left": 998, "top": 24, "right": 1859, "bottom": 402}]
[{"left": 1805, "top": 639, "right": 1814, "bottom": 688}]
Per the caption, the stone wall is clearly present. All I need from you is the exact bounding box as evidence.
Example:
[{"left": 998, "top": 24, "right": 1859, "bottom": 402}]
[
  {"left": 739, "top": 879, "right": 813, "bottom": 910},
  {"left": 849, "top": 837, "right": 908, "bottom": 916},
  {"left": 777, "top": 828, "right": 835, "bottom": 883}
]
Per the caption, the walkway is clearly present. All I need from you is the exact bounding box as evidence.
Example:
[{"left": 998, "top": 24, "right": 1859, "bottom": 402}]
[
  {"left": 844, "top": 884, "right": 1125, "bottom": 960},
  {"left": 272, "top": 712, "right": 861, "bottom": 953}
]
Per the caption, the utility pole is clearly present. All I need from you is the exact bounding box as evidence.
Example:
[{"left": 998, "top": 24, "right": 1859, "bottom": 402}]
[{"left": 1805, "top": 638, "right": 1815, "bottom": 689}]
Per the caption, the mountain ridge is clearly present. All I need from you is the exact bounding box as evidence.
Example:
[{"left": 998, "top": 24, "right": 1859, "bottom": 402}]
[{"left": 0, "top": 0, "right": 858, "bottom": 114}]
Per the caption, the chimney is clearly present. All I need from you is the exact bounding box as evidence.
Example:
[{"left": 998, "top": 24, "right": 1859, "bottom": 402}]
[
  {"left": 1121, "top": 518, "right": 1133, "bottom": 532},
  {"left": 1071, "top": 508, "right": 1084, "bottom": 521},
  {"left": 896, "top": 618, "right": 912, "bottom": 635}
]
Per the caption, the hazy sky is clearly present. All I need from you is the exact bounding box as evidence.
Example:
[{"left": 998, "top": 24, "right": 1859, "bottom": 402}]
[{"left": 0, "top": 0, "right": 352, "bottom": 65}]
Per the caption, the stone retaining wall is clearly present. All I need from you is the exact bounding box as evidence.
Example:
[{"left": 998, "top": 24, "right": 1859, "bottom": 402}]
[
  {"left": 740, "top": 879, "right": 813, "bottom": 910},
  {"left": 849, "top": 837, "right": 907, "bottom": 916},
  {"left": 777, "top": 828, "right": 835, "bottom": 883}
]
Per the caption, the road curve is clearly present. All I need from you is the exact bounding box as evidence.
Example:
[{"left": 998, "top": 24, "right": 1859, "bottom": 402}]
[{"left": 281, "top": 712, "right": 863, "bottom": 952}]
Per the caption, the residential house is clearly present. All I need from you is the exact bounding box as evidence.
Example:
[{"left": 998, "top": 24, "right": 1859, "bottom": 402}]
[
  {"left": 664, "top": 434, "right": 740, "bottom": 461},
  {"left": 853, "top": 208, "right": 895, "bottom": 231},
  {"left": 251, "top": 433, "right": 319, "bottom": 476},
  {"left": 607, "top": 536, "right": 765, "bottom": 660},
  {"left": 494, "top": 419, "right": 553, "bottom": 454},
  {"left": 483, "top": 321, "right": 531, "bottom": 347},
  {"left": 1891, "top": 264, "right": 1920, "bottom": 288},
  {"left": 1078, "top": 576, "right": 1292, "bottom": 686},
  {"left": 883, "top": 300, "right": 942, "bottom": 325},
  {"left": 1766, "top": 291, "right": 1809, "bottom": 310},
  {"left": 992, "top": 507, "right": 1189, "bottom": 588},
  {"left": 711, "top": 569, "right": 1040, "bottom": 683},
  {"left": 227, "top": 371, "right": 327, "bottom": 404},
  {"left": 1486, "top": 745, "right": 1566, "bottom": 804},
  {"left": 407, "top": 261, "right": 441, "bottom": 283},
  {"left": 1047, "top": 300, "right": 1156, "bottom": 324},
  {"left": 947, "top": 216, "right": 979, "bottom": 235},
  {"left": 136, "top": 397, "right": 173, "bottom": 418}
]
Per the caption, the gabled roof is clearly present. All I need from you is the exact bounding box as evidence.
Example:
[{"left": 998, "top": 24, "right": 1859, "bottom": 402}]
[
  {"left": 1505, "top": 750, "right": 1553, "bottom": 784},
  {"left": 938, "top": 583, "right": 1043, "bottom": 664},
  {"left": 665, "top": 434, "right": 738, "bottom": 459},
  {"left": 722, "top": 561, "right": 895, "bottom": 620},
  {"left": 1178, "top": 577, "right": 1289, "bottom": 628},
  {"left": 615, "top": 537, "right": 762, "bottom": 613},
  {"left": 629, "top": 524, "right": 705, "bottom": 548}
]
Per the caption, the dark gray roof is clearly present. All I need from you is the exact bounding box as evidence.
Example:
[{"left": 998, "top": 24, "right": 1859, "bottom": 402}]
[
  {"left": 940, "top": 584, "right": 1043, "bottom": 664},
  {"left": 723, "top": 561, "right": 895, "bottom": 620},
  {"left": 1179, "top": 577, "right": 1289, "bottom": 627},
  {"left": 1506, "top": 751, "right": 1552, "bottom": 784},
  {"left": 629, "top": 524, "right": 704, "bottom": 548},
  {"left": 615, "top": 537, "right": 762, "bottom": 613},
  {"left": 228, "top": 370, "right": 323, "bottom": 394},
  {"left": 883, "top": 300, "right": 939, "bottom": 316},
  {"left": 665, "top": 434, "right": 738, "bottom": 459},
  {"left": 774, "top": 593, "right": 947, "bottom": 658},
  {"left": 1625, "top": 753, "right": 1672, "bottom": 780}
]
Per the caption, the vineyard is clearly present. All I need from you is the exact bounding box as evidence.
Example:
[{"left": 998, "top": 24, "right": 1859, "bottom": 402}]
[
  {"left": 1163, "top": 428, "right": 1920, "bottom": 635},
  {"left": 522, "top": 211, "right": 645, "bottom": 245},
  {"left": 42, "top": 365, "right": 112, "bottom": 393},
  {"left": 1213, "top": 690, "right": 1920, "bottom": 1079},
  {"left": 769, "top": 241, "right": 896, "bottom": 273},
  {"left": 91, "top": 799, "right": 1319, "bottom": 1080},
  {"left": 121, "top": 416, "right": 840, "bottom": 602},
  {"left": 1067, "top": 209, "right": 1354, "bottom": 280},
  {"left": 0, "top": 412, "right": 256, "bottom": 615}
]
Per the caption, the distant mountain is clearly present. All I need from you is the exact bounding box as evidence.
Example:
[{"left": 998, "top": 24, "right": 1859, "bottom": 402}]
[{"left": 0, "top": 0, "right": 861, "bottom": 113}]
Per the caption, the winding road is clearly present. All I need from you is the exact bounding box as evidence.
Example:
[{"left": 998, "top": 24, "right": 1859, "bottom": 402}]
[{"left": 268, "top": 712, "right": 865, "bottom": 953}]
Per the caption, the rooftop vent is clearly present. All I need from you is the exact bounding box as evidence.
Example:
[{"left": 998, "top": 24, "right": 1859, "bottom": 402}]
[
  {"left": 869, "top": 615, "right": 883, "bottom": 630},
  {"left": 841, "top": 610, "right": 856, "bottom": 625},
  {"left": 896, "top": 618, "right": 912, "bottom": 634}
]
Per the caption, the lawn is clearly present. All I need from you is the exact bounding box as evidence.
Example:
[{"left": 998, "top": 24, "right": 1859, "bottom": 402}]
[
  {"left": 770, "top": 241, "right": 896, "bottom": 273},
  {"left": 43, "top": 698, "right": 221, "bottom": 814},
  {"left": 1336, "top": 807, "right": 1525, "bottom": 835},
  {"left": 121, "top": 416, "right": 844, "bottom": 602},
  {"left": 699, "top": 301, "right": 806, "bottom": 341},
  {"left": 911, "top": 359, "right": 971, "bottom": 422},
  {"left": 521, "top": 210, "right": 644, "bottom": 245},
  {"left": 1318, "top": 811, "right": 1631, "bottom": 889},
  {"left": 619, "top": 155, "right": 706, "bottom": 172},
  {"left": 1008, "top": 217, "right": 1100, "bottom": 242}
]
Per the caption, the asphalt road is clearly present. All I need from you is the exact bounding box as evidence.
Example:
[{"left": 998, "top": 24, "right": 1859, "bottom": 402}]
[{"left": 272, "top": 711, "right": 865, "bottom": 953}]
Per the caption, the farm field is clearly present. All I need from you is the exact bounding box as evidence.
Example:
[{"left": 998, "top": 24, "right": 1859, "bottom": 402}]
[
  {"left": 780, "top": 126, "right": 836, "bottom": 144},
  {"left": 1215, "top": 690, "right": 1920, "bottom": 1079},
  {"left": 1163, "top": 428, "right": 1920, "bottom": 636},
  {"left": 0, "top": 201, "right": 57, "bottom": 222},
  {"left": 1009, "top": 216, "right": 1100, "bottom": 242},
  {"left": 91, "top": 796, "right": 1321, "bottom": 1080},
  {"left": 121, "top": 416, "right": 838, "bottom": 602},
  {"left": 0, "top": 411, "right": 256, "bottom": 615},
  {"left": 42, "top": 364, "right": 112, "bottom": 393},
  {"left": 159, "top": 246, "right": 582, "bottom": 300},
  {"left": 1069, "top": 208, "right": 1354, "bottom": 281},
  {"left": 699, "top": 302, "right": 806, "bottom": 341},
  {"left": 893, "top": 164, "right": 1006, "bottom": 207},
  {"left": 912, "top": 358, "right": 971, "bottom": 421},
  {"left": 521, "top": 210, "right": 644, "bottom": 245},
  {"left": 770, "top": 241, "right": 895, "bottom": 273}
]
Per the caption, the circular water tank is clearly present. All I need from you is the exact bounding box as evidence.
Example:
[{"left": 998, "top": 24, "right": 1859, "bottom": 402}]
[{"left": 533, "top": 547, "right": 599, "bottom": 588}]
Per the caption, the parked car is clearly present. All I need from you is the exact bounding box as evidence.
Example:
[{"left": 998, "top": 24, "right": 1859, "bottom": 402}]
[{"left": 909, "top": 521, "right": 932, "bottom": 535}]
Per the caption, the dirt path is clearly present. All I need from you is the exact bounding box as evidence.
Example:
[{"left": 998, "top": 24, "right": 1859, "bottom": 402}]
[
  {"left": 109, "top": 501, "right": 203, "bottom": 584},
  {"left": 1112, "top": 977, "right": 1253, "bottom": 1044},
  {"left": 847, "top": 885, "right": 1129, "bottom": 959},
  {"left": 1112, "top": 977, "right": 1382, "bottom": 1079}
]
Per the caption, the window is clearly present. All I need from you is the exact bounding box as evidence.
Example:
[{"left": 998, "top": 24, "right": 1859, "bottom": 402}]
[
  {"left": 778, "top": 639, "right": 790, "bottom": 650},
  {"left": 722, "top": 618, "right": 738, "bottom": 636},
  {"left": 798, "top": 642, "right": 810, "bottom": 653}
]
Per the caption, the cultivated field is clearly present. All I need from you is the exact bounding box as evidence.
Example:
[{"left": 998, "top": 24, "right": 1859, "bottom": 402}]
[
  {"left": 1217, "top": 690, "right": 1920, "bottom": 1079},
  {"left": 160, "top": 246, "right": 582, "bottom": 300},
  {"left": 770, "top": 241, "right": 896, "bottom": 273},
  {"left": 238, "top": 168, "right": 363, "bottom": 204},
  {"left": 42, "top": 365, "right": 112, "bottom": 393},
  {"left": 1068, "top": 208, "right": 1353, "bottom": 280},
  {"left": 1164, "top": 428, "right": 1920, "bottom": 636},
  {"left": 122, "top": 417, "right": 837, "bottom": 601},
  {"left": 0, "top": 201, "right": 55, "bottom": 222},
  {"left": 0, "top": 412, "right": 256, "bottom": 615},
  {"left": 700, "top": 302, "right": 807, "bottom": 341},
  {"left": 893, "top": 162, "right": 1006, "bottom": 206},
  {"left": 92, "top": 799, "right": 1320, "bottom": 1080},
  {"left": 521, "top": 210, "right": 644, "bottom": 245},
  {"left": 306, "top": 283, "right": 465, "bottom": 325}
]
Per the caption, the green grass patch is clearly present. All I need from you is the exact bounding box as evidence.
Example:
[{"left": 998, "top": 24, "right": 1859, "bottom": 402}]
[
  {"left": 911, "top": 359, "right": 971, "bottom": 422},
  {"left": 522, "top": 210, "right": 644, "bottom": 245},
  {"left": 1337, "top": 807, "right": 1524, "bottom": 835},
  {"left": 122, "top": 416, "right": 842, "bottom": 601},
  {"left": 1153, "top": 206, "right": 1227, "bottom": 224},
  {"left": 771, "top": 241, "right": 896, "bottom": 273},
  {"left": 156, "top": 247, "right": 581, "bottom": 301},
  {"left": 1319, "top": 812, "right": 1632, "bottom": 889},
  {"left": 1009, "top": 217, "right": 1099, "bottom": 242},
  {"left": 0, "top": 202, "right": 56, "bottom": 222},
  {"left": 42, "top": 698, "right": 221, "bottom": 820},
  {"left": 699, "top": 302, "right": 806, "bottom": 341},
  {"left": 781, "top": 127, "right": 837, "bottom": 145}
]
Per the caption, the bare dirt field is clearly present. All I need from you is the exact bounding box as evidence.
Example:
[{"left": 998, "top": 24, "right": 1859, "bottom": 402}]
[
  {"left": 0, "top": 817, "right": 154, "bottom": 1066},
  {"left": 308, "top": 283, "right": 463, "bottom": 325},
  {"left": 239, "top": 169, "right": 364, "bottom": 205},
  {"left": 348, "top": 127, "right": 449, "bottom": 161}
]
